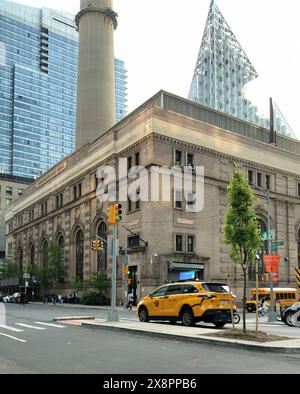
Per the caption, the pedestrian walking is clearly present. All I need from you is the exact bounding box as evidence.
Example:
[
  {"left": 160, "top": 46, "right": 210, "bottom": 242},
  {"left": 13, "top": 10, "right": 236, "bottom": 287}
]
[
  {"left": 127, "top": 291, "right": 134, "bottom": 311},
  {"left": 58, "top": 294, "right": 63, "bottom": 304},
  {"left": 20, "top": 292, "right": 26, "bottom": 306}
]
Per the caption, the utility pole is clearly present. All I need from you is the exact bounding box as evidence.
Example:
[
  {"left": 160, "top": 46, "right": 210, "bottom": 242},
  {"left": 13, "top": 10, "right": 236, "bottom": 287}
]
[
  {"left": 266, "top": 190, "right": 277, "bottom": 322},
  {"left": 250, "top": 184, "right": 277, "bottom": 322},
  {"left": 107, "top": 225, "right": 119, "bottom": 322},
  {"left": 107, "top": 203, "right": 123, "bottom": 322}
]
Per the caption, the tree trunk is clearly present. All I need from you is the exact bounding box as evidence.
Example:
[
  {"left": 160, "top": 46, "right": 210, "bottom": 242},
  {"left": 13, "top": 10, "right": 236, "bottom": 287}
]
[{"left": 242, "top": 266, "right": 247, "bottom": 333}]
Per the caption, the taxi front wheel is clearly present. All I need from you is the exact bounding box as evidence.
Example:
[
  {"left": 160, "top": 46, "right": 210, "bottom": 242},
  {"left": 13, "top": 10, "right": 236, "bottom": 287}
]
[
  {"left": 181, "top": 308, "right": 195, "bottom": 327},
  {"left": 138, "top": 307, "right": 149, "bottom": 323}
]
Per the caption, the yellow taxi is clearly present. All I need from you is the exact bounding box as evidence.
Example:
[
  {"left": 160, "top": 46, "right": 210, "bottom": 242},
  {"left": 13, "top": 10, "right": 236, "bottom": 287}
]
[{"left": 137, "top": 281, "right": 236, "bottom": 328}]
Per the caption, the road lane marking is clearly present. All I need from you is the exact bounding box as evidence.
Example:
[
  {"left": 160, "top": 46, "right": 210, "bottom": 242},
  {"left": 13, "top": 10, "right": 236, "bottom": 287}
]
[
  {"left": 34, "top": 322, "right": 66, "bottom": 328},
  {"left": 0, "top": 325, "right": 24, "bottom": 332},
  {"left": 15, "top": 323, "right": 46, "bottom": 330},
  {"left": 0, "top": 333, "right": 26, "bottom": 343}
]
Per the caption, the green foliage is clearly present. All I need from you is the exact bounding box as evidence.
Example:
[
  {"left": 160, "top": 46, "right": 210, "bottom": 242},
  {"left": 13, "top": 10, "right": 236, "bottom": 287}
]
[
  {"left": 81, "top": 291, "right": 109, "bottom": 306},
  {"left": 223, "top": 168, "right": 262, "bottom": 332},
  {"left": 43, "top": 243, "right": 65, "bottom": 288},
  {"left": 0, "top": 259, "right": 20, "bottom": 280},
  {"left": 223, "top": 170, "right": 262, "bottom": 268},
  {"left": 88, "top": 273, "right": 111, "bottom": 296},
  {"left": 73, "top": 277, "right": 85, "bottom": 292}
]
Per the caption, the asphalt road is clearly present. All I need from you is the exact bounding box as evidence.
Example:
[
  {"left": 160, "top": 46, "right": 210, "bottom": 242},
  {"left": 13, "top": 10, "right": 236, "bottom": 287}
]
[{"left": 0, "top": 303, "right": 300, "bottom": 374}]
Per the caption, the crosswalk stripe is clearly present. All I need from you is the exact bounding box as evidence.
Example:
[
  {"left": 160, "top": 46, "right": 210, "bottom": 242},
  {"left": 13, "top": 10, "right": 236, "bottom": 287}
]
[
  {"left": 15, "top": 323, "right": 46, "bottom": 330},
  {"left": 34, "top": 322, "right": 66, "bottom": 328},
  {"left": 0, "top": 333, "right": 27, "bottom": 343},
  {"left": 0, "top": 325, "right": 24, "bottom": 333}
]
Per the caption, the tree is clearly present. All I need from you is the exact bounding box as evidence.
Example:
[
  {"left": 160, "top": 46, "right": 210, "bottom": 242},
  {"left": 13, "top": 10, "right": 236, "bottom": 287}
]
[
  {"left": 223, "top": 168, "right": 262, "bottom": 333},
  {"left": 0, "top": 259, "right": 20, "bottom": 280},
  {"left": 89, "top": 273, "right": 110, "bottom": 297},
  {"left": 43, "top": 243, "right": 65, "bottom": 290}
]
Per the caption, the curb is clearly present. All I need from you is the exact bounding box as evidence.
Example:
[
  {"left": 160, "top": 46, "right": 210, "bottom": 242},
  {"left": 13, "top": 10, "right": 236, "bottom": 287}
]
[
  {"left": 81, "top": 322, "right": 300, "bottom": 355},
  {"left": 53, "top": 316, "right": 95, "bottom": 321}
]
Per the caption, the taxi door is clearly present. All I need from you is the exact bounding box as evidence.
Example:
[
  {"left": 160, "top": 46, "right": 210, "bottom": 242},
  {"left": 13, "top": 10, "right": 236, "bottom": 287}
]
[
  {"left": 146, "top": 286, "right": 169, "bottom": 317},
  {"left": 163, "top": 285, "right": 185, "bottom": 317}
]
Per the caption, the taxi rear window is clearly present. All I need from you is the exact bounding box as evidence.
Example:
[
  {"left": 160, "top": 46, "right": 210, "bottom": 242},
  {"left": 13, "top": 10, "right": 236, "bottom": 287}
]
[{"left": 202, "top": 283, "right": 228, "bottom": 293}]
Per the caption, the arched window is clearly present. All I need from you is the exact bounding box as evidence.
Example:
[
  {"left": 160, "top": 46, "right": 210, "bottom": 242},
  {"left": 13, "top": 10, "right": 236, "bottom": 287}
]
[
  {"left": 57, "top": 235, "right": 65, "bottom": 282},
  {"left": 76, "top": 230, "right": 84, "bottom": 280},
  {"left": 248, "top": 218, "right": 267, "bottom": 281},
  {"left": 97, "top": 222, "right": 107, "bottom": 277},
  {"left": 18, "top": 248, "right": 23, "bottom": 272},
  {"left": 42, "top": 240, "right": 49, "bottom": 270},
  {"left": 29, "top": 244, "right": 35, "bottom": 266}
]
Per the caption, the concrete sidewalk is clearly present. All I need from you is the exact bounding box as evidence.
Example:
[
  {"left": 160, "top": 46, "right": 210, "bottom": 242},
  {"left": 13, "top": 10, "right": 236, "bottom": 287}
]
[{"left": 56, "top": 316, "right": 300, "bottom": 354}]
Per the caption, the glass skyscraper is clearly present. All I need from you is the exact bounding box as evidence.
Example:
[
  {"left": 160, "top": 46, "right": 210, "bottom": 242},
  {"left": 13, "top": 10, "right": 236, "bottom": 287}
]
[
  {"left": 189, "top": 0, "right": 295, "bottom": 138},
  {"left": 0, "top": 0, "right": 127, "bottom": 179}
]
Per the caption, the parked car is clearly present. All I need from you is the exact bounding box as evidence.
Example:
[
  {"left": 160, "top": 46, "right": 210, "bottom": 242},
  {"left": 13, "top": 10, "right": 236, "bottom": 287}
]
[
  {"left": 137, "top": 281, "right": 237, "bottom": 328},
  {"left": 3, "top": 294, "right": 12, "bottom": 303},
  {"left": 281, "top": 302, "right": 300, "bottom": 327}
]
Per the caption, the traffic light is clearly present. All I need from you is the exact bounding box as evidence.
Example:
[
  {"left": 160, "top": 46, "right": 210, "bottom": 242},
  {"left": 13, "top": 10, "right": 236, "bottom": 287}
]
[
  {"left": 91, "top": 240, "right": 100, "bottom": 251},
  {"left": 114, "top": 203, "right": 123, "bottom": 223},
  {"left": 123, "top": 267, "right": 129, "bottom": 276},
  {"left": 99, "top": 240, "right": 104, "bottom": 252},
  {"left": 108, "top": 203, "right": 123, "bottom": 225},
  {"left": 91, "top": 240, "right": 105, "bottom": 252}
]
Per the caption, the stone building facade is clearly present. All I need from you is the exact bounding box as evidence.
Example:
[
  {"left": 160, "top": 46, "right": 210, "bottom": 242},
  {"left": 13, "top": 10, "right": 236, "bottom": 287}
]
[{"left": 5, "top": 91, "right": 300, "bottom": 302}]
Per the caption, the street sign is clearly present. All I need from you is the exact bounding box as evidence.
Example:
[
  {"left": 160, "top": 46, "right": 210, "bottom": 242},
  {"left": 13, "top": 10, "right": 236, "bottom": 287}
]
[
  {"left": 262, "top": 230, "right": 276, "bottom": 241},
  {"left": 274, "top": 241, "right": 284, "bottom": 247},
  {"left": 271, "top": 245, "right": 278, "bottom": 252}
]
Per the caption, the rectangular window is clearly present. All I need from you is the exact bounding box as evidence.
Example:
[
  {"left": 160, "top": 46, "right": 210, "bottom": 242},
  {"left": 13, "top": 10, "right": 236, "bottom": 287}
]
[
  {"left": 175, "top": 190, "right": 183, "bottom": 209},
  {"left": 135, "top": 152, "right": 140, "bottom": 166},
  {"left": 265, "top": 175, "right": 271, "bottom": 190},
  {"left": 78, "top": 183, "right": 82, "bottom": 198},
  {"left": 6, "top": 187, "right": 12, "bottom": 196},
  {"left": 176, "top": 235, "right": 183, "bottom": 252},
  {"left": 298, "top": 183, "right": 300, "bottom": 198},
  {"left": 56, "top": 195, "right": 59, "bottom": 209},
  {"left": 175, "top": 150, "right": 182, "bottom": 166},
  {"left": 248, "top": 170, "right": 254, "bottom": 184},
  {"left": 5, "top": 199, "right": 12, "bottom": 207},
  {"left": 128, "top": 197, "right": 132, "bottom": 213},
  {"left": 187, "top": 153, "right": 194, "bottom": 167},
  {"left": 127, "top": 156, "right": 132, "bottom": 171},
  {"left": 128, "top": 236, "right": 140, "bottom": 249},
  {"left": 73, "top": 185, "right": 77, "bottom": 200},
  {"left": 18, "top": 189, "right": 24, "bottom": 196},
  {"left": 60, "top": 193, "right": 63, "bottom": 207},
  {"left": 186, "top": 192, "right": 195, "bottom": 206},
  {"left": 257, "top": 172, "right": 262, "bottom": 188},
  {"left": 187, "top": 236, "right": 195, "bottom": 253}
]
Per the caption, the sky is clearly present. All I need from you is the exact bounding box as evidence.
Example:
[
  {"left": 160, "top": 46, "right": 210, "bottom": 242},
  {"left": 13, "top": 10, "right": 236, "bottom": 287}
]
[{"left": 10, "top": 0, "right": 300, "bottom": 138}]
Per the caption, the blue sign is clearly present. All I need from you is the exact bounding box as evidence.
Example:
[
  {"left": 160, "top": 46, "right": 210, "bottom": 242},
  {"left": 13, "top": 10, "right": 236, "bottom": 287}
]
[{"left": 179, "top": 271, "right": 196, "bottom": 281}]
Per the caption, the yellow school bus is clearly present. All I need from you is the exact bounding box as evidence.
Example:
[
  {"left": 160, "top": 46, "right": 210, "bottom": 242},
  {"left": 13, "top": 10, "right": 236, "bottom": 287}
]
[{"left": 246, "top": 288, "right": 298, "bottom": 312}]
